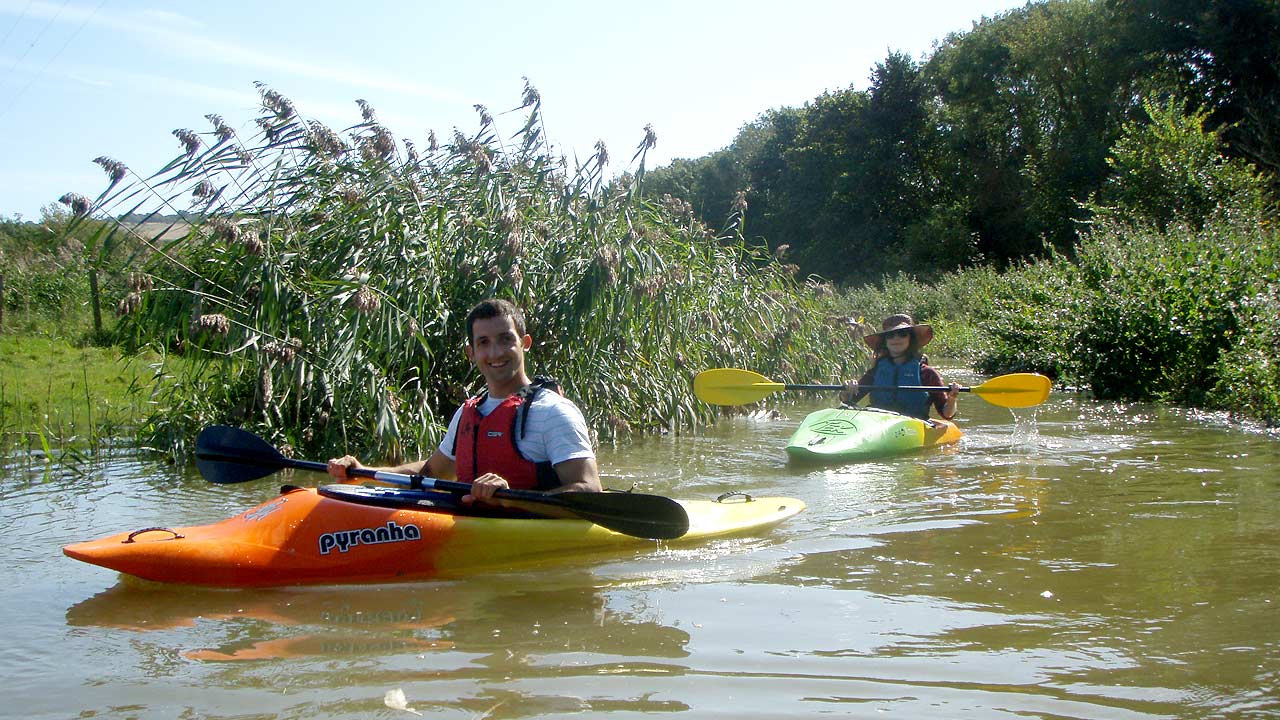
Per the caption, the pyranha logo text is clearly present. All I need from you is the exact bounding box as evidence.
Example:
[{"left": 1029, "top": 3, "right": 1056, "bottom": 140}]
[{"left": 318, "top": 521, "right": 422, "bottom": 555}]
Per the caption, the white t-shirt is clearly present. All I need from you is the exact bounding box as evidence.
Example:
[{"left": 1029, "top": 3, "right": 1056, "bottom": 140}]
[{"left": 437, "top": 390, "right": 595, "bottom": 466}]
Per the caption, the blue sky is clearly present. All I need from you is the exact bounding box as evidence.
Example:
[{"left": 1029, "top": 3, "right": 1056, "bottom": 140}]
[{"left": 0, "top": 0, "right": 1025, "bottom": 220}]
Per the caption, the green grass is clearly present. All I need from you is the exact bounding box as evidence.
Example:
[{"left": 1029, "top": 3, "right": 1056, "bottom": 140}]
[{"left": 0, "top": 332, "right": 167, "bottom": 455}]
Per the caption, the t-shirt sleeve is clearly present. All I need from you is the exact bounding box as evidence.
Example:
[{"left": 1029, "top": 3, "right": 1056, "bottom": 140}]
[
  {"left": 436, "top": 406, "right": 466, "bottom": 460},
  {"left": 527, "top": 394, "right": 595, "bottom": 466}
]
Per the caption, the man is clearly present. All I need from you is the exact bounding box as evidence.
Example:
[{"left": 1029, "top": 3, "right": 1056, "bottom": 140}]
[{"left": 327, "top": 299, "right": 601, "bottom": 507}]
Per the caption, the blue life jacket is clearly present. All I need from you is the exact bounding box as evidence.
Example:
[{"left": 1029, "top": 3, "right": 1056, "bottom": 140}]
[{"left": 869, "top": 357, "right": 931, "bottom": 419}]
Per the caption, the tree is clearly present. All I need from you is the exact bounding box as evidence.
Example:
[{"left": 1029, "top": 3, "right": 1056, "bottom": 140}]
[
  {"left": 1089, "top": 97, "right": 1271, "bottom": 229},
  {"left": 1110, "top": 0, "right": 1280, "bottom": 179},
  {"left": 926, "top": 0, "right": 1145, "bottom": 261}
]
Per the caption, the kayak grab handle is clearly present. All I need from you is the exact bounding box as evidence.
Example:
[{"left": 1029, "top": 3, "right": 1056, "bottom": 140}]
[{"left": 123, "top": 527, "right": 185, "bottom": 543}]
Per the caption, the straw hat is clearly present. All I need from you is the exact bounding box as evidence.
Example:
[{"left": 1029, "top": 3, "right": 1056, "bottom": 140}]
[{"left": 863, "top": 313, "right": 934, "bottom": 352}]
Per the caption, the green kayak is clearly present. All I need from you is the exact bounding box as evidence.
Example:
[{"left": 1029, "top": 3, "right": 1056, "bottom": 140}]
[{"left": 785, "top": 406, "right": 962, "bottom": 464}]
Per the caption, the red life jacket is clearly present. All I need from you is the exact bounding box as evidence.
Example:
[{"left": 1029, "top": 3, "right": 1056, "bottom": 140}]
[{"left": 453, "top": 380, "right": 561, "bottom": 490}]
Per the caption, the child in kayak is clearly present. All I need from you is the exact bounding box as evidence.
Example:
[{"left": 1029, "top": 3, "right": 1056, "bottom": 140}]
[{"left": 839, "top": 313, "right": 960, "bottom": 421}]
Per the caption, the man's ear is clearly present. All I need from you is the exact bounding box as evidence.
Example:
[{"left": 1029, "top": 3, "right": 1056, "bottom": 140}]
[{"left": 521, "top": 334, "right": 532, "bottom": 350}]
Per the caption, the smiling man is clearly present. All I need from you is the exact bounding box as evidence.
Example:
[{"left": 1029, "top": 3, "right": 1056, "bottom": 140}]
[{"left": 328, "top": 299, "right": 601, "bottom": 506}]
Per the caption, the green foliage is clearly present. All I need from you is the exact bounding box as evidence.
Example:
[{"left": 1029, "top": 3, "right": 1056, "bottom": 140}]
[
  {"left": 1208, "top": 284, "right": 1280, "bottom": 425},
  {"left": 874, "top": 205, "right": 1280, "bottom": 428},
  {"left": 1071, "top": 217, "right": 1277, "bottom": 403},
  {"left": 1110, "top": 0, "right": 1280, "bottom": 180},
  {"left": 86, "top": 84, "right": 852, "bottom": 460},
  {"left": 1, "top": 212, "right": 96, "bottom": 335},
  {"left": 1089, "top": 98, "right": 1271, "bottom": 229},
  {"left": 646, "top": 0, "right": 1279, "bottom": 287}
]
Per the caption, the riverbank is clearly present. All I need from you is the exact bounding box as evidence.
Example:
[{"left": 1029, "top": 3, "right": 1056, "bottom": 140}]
[{"left": 0, "top": 333, "right": 163, "bottom": 455}]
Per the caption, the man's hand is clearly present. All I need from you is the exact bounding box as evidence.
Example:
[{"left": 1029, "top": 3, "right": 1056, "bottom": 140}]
[
  {"left": 463, "top": 472, "right": 510, "bottom": 505},
  {"left": 326, "top": 455, "right": 364, "bottom": 483}
]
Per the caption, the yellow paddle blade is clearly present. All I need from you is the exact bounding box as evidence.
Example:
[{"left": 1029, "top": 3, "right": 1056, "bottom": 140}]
[
  {"left": 693, "top": 368, "right": 787, "bottom": 406},
  {"left": 969, "top": 373, "right": 1052, "bottom": 408}
]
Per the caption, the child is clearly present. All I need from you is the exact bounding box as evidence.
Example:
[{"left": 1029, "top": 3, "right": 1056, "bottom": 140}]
[{"left": 840, "top": 314, "right": 959, "bottom": 421}]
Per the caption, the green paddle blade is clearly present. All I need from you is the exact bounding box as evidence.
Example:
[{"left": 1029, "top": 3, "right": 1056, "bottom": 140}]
[
  {"left": 969, "top": 373, "right": 1052, "bottom": 408},
  {"left": 693, "top": 368, "right": 786, "bottom": 406}
]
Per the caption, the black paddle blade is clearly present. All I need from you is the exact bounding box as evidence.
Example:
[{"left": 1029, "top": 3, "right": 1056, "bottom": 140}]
[
  {"left": 552, "top": 491, "right": 690, "bottom": 540},
  {"left": 194, "top": 425, "right": 288, "bottom": 484}
]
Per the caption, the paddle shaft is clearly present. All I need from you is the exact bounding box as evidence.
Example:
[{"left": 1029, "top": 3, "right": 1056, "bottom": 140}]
[
  {"left": 782, "top": 383, "right": 966, "bottom": 393},
  {"left": 283, "top": 457, "right": 572, "bottom": 505}
]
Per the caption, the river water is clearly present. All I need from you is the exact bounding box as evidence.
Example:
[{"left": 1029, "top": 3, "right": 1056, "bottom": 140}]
[{"left": 4, "top": 367, "right": 1278, "bottom": 719}]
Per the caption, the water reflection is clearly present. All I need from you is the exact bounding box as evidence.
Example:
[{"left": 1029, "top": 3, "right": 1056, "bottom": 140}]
[{"left": 66, "top": 574, "right": 691, "bottom": 665}]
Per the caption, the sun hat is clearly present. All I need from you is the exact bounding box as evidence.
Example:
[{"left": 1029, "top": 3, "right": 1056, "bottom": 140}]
[{"left": 863, "top": 313, "right": 933, "bottom": 352}]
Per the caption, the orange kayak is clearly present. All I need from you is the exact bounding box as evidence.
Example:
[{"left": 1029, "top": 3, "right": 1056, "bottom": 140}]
[{"left": 64, "top": 485, "right": 805, "bottom": 588}]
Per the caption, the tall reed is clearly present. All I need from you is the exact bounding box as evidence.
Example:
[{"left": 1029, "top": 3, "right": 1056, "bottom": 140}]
[{"left": 71, "top": 83, "right": 855, "bottom": 460}]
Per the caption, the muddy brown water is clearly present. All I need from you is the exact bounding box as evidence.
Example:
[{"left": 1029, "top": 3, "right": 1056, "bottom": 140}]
[{"left": 4, "top": 366, "right": 1278, "bottom": 718}]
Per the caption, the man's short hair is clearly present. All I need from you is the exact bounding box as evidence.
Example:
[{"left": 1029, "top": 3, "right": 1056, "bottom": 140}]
[{"left": 466, "top": 298, "right": 526, "bottom": 344}]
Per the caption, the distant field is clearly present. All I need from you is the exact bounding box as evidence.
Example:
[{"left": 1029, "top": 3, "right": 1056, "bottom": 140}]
[{"left": 133, "top": 220, "right": 190, "bottom": 241}]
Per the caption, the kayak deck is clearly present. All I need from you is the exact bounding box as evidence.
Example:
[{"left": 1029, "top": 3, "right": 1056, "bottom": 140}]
[
  {"left": 785, "top": 406, "right": 961, "bottom": 463},
  {"left": 63, "top": 486, "right": 805, "bottom": 588}
]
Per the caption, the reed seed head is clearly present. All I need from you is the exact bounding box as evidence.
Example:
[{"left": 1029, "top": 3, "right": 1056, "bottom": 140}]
[
  {"left": 339, "top": 186, "right": 362, "bottom": 205},
  {"left": 360, "top": 127, "right": 395, "bottom": 161},
  {"left": 93, "top": 156, "right": 127, "bottom": 184},
  {"left": 307, "top": 121, "right": 346, "bottom": 157},
  {"left": 521, "top": 78, "right": 540, "bottom": 108},
  {"left": 357, "top": 98, "right": 377, "bottom": 123},
  {"left": 242, "top": 230, "right": 264, "bottom": 256},
  {"left": 173, "top": 128, "right": 201, "bottom": 156},
  {"left": 206, "top": 114, "right": 234, "bottom": 142},
  {"left": 127, "top": 272, "right": 154, "bottom": 292},
  {"left": 259, "top": 366, "right": 274, "bottom": 405},
  {"left": 192, "top": 313, "right": 231, "bottom": 335},
  {"left": 262, "top": 339, "right": 299, "bottom": 363},
  {"left": 353, "top": 286, "right": 380, "bottom": 315},
  {"left": 257, "top": 85, "right": 296, "bottom": 121},
  {"left": 193, "top": 180, "right": 217, "bottom": 199},
  {"left": 642, "top": 124, "right": 657, "bottom": 151},
  {"left": 117, "top": 291, "right": 143, "bottom": 316},
  {"left": 58, "top": 192, "right": 90, "bottom": 217}
]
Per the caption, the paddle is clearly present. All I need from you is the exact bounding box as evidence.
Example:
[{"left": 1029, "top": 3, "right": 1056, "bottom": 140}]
[
  {"left": 693, "top": 368, "right": 1051, "bottom": 409},
  {"left": 193, "top": 425, "right": 690, "bottom": 540}
]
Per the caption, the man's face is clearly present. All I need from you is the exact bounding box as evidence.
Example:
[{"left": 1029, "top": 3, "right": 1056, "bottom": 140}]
[{"left": 465, "top": 314, "right": 531, "bottom": 392}]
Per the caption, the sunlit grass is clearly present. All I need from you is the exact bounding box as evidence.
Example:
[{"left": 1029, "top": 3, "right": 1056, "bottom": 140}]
[{"left": 0, "top": 332, "right": 172, "bottom": 456}]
